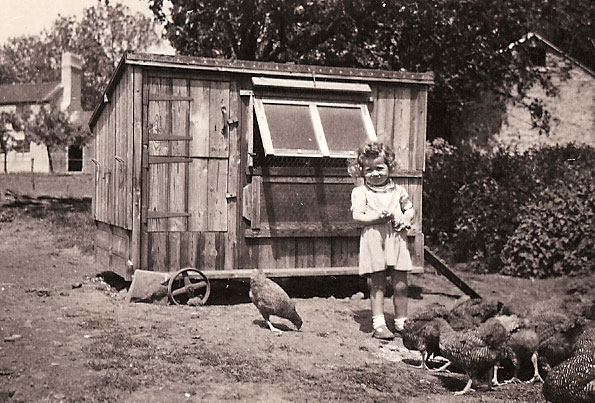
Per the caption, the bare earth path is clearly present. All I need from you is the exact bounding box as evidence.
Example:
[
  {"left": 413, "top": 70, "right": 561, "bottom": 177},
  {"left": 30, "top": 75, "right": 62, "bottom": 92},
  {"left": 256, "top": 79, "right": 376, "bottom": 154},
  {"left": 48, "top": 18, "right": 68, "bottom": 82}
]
[{"left": 1, "top": 207, "right": 593, "bottom": 402}]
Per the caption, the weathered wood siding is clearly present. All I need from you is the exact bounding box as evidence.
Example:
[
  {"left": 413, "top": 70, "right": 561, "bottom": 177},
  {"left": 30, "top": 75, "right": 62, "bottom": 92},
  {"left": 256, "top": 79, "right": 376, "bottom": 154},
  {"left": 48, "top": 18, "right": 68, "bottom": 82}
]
[
  {"left": 93, "top": 66, "right": 134, "bottom": 229},
  {"left": 141, "top": 72, "right": 240, "bottom": 272},
  {"left": 238, "top": 83, "right": 427, "bottom": 271}
]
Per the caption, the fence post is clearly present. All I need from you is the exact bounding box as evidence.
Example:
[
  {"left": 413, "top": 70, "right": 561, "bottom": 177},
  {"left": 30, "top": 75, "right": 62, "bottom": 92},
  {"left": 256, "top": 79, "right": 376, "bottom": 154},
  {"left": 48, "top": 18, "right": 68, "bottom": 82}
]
[{"left": 31, "top": 158, "right": 35, "bottom": 191}]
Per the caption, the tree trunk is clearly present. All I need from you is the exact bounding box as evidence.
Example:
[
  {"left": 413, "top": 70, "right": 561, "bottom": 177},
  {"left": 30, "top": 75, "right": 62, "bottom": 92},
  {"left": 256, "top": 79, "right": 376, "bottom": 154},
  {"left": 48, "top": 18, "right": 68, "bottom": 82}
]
[
  {"left": 2, "top": 150, "right": 7, "bottom": 174},
  {"left": 46, "top": 146, "right": 54, "bottom": 173}
]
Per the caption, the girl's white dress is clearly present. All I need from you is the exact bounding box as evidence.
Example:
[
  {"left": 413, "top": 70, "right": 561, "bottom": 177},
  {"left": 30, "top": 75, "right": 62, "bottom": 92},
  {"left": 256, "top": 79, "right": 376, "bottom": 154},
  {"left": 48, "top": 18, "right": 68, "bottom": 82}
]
[{"left": 351, "top": 182, "right": 413, "bottom": 275}]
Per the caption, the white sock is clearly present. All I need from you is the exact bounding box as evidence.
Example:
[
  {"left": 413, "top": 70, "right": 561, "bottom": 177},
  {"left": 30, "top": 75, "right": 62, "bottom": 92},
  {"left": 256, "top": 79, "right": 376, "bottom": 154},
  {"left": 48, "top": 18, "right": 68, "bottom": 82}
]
[
  {"left": 394, "top": 317, "right": 407, "bottom": 331},
  {"left": 372, "top": 315, "right": 386, "bottom": 330}
]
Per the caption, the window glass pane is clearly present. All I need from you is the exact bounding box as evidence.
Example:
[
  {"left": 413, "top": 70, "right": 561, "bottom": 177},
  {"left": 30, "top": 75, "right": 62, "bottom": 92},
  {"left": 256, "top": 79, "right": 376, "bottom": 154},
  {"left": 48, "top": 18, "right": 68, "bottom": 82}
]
[
  {"left": 317, "top": 105, "right": 367, "bottom": 155},
  {"left": 263, "top": 103, "right": 321, "bottom": 155}
]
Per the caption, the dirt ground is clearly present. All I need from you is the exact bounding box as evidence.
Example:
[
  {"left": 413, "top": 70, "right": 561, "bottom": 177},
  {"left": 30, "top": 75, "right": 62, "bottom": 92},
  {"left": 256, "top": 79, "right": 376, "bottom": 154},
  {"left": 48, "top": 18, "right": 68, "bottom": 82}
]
[{"left": 1, "top": 198, "right": 594, "bottom": 403}]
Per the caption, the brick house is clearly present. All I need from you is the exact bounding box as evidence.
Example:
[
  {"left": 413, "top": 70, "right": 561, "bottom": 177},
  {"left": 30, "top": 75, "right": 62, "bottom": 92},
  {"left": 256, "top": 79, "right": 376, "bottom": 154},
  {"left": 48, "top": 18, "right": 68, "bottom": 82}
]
[
  {"left": 0, "top": 52, "right": 93, "bottom": 173},
  {"left": 498, "top": 32, "right": 595, "bottom": 150}
]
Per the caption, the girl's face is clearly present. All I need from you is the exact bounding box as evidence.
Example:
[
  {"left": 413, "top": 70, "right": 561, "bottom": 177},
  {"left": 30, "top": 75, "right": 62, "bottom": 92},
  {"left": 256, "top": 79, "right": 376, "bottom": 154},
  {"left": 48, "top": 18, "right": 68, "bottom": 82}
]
[{"left": 362, "top": 156, "right": 389, "bottom": 186}]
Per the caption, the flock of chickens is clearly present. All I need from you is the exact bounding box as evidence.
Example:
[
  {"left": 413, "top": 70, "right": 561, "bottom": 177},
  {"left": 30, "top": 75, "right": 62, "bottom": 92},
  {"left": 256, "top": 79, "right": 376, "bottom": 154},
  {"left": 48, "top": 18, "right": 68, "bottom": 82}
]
[
  {"left": 248, "top": 268, "right": 594, "bottom": 402},
  {"left": 400, "top": 298, "right": 595, "bottom": 401}
]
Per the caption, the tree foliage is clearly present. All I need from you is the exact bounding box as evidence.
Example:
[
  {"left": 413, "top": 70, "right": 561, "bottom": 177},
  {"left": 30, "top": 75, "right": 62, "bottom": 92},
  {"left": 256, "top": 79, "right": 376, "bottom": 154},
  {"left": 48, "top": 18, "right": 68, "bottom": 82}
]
[
  {"left": 22, "top": 105, "right": 89, "bottom": 173},
  {"left": 149, "top": 0, "right": 594, "bottom": 143},
  {"left": 0, "top": 1, "right": 160, "bottom": 110},
  {"left": 0, "top": 111, "right": 25, "bottom": 173}
]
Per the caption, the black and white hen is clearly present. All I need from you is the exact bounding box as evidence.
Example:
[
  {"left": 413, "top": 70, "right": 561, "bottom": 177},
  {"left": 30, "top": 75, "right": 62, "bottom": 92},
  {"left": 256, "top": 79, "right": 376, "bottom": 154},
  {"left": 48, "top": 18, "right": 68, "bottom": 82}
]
[
  {"left": 249, "top": 268, "right": 303, "bottom": 332},
  {"left": 401, "top": 302, "right": 451, "bottom": 370},
  {"left": 435, "top": 317, "right": 512, "bottom": 395},
  {"left": 542, "top": 349, "right": 595, "bottom": 403}
]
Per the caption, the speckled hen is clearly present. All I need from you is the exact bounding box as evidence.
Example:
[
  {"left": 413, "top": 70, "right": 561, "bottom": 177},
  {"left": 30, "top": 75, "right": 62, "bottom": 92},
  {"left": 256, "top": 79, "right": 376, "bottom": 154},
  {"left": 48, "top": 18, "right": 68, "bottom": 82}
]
[
  {"left": 401, "top": 302, "right": 451, "bottom": 370},
  {"left": 542, "top": 352, "right": 595, "bottom": 403},
  {"left": 436, "top": 317, "right": 512, "bottom": 395}
]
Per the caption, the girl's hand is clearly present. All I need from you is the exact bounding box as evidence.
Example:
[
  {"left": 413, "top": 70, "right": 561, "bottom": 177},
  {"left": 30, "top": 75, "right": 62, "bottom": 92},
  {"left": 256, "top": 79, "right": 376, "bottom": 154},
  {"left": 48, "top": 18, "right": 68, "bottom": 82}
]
[
  {"left": 379, "top": 210, "right": 393, "bottom": 222},
  {"left": 392, "top": 219, "right": 411, "bottom": 232}
]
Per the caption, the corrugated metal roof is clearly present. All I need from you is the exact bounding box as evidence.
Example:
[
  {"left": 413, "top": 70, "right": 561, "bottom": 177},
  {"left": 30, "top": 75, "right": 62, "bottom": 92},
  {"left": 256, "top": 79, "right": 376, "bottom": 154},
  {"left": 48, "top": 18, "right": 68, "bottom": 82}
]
[{"left": 0, "top": 82, "right": 61, "bottom": 105}]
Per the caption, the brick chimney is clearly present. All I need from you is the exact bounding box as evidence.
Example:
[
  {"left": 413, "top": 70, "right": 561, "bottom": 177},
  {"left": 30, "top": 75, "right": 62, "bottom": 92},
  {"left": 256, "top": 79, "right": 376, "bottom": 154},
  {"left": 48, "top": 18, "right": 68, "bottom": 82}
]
[{"left": 60, "top": 52, "right": 82, "bottom": 112}]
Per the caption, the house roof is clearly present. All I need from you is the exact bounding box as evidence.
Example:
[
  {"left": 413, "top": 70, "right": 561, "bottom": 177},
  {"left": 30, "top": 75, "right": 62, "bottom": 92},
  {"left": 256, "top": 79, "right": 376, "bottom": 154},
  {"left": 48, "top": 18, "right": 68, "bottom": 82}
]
[
  {"left": 505, "top": 32, "right": 595, "bottom": 78},
  {"left": 90, "top": 51, "right": 435, "bottom": 129},
  {"left": 0, "top": 82, "right": 62, "bottom": 105}
]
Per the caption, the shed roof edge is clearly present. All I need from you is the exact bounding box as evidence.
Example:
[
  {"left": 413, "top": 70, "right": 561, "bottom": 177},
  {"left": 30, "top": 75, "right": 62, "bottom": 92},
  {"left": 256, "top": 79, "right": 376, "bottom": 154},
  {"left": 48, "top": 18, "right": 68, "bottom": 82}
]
[{"left": 89, "top": 52, "right": 434, "bottom": 129}]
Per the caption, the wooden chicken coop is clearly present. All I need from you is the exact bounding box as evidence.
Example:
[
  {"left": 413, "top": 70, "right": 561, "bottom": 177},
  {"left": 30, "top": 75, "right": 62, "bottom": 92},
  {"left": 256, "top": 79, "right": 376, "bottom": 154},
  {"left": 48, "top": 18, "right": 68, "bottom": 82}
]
[{"left": 89, "top": 52, "right": 433, "bottom": 283}]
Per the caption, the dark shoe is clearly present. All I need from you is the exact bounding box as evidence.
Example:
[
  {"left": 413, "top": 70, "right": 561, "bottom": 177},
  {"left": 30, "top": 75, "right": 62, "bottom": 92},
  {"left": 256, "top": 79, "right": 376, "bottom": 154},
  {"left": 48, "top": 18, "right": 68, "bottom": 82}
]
[{"left": 372, "top": 325, "right": 395, "bottom": 340}]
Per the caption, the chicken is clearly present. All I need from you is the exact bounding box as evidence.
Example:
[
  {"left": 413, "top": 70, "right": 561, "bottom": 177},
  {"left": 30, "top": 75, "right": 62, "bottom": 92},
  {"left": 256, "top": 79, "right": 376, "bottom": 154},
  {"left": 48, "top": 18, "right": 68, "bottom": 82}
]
[
  {"left": 249, "top": 268, "right": 303, "bottom": 332},
  {"left": 573, "top": 325, "right": 595, "bottom": 356},
  {"left": 435, "top": 317, "right": 512, "bottom": 395},
  {"left": 446, "top": 297, "right": 507, "bottom": 331},
  {"left": 505, "top": 311, "right": 584, "bottom": 384},
  {"left": 542, "top": 352, "right": 595, "bottom": 403},
  {"left": 401, "top": 303, "right": 451, "bottom": 370}
]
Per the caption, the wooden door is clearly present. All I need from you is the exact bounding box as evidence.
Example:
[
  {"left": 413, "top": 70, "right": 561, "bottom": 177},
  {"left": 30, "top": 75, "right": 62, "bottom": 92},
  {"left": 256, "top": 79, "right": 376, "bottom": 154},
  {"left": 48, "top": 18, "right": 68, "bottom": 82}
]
[{"left": 141, "top": 76, "right": 231, "bottom": 272}]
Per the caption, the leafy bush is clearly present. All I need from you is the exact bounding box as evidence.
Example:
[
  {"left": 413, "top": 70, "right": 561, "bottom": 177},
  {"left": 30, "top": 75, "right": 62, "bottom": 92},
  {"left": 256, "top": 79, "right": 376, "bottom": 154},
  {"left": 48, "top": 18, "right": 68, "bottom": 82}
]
[
  {"left": 500, "top": 167, "right": 595, "bottom": 278},
  {"left": 423, "top": 140, "right": 595, "bottom": 277}
]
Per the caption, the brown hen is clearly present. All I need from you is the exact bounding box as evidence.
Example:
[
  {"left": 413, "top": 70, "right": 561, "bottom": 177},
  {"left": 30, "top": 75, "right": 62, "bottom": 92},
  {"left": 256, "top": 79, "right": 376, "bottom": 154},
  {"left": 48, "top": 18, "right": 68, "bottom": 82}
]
[{"left": 249, "top": 268, "right": 303, "bottom": 332}]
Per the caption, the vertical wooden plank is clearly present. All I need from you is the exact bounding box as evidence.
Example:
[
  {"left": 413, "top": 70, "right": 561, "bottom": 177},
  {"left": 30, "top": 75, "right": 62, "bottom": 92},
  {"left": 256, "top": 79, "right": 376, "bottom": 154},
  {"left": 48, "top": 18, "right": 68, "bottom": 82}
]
[
  {"left": 113, "top": 77, "right": 121, "bottom": 227},
  {"left": 216, "top": 233, "right": 226, "bottom": 270},
  {"left": 147, "top": 77, "right": 171, "bottom": 232},
  {"left": 295, "top": 238, "right": 315, "bottom": 268},
  {"left": 276, "top": 238, "right": 296, "bottom": 269},
  {"left": 149, "top": 232, "right": 168, "bottom": 272},
  {"left": 331, "top": 238, "right": 350, "bottom": 267},
  {"left": 408, "top": 87, "right": 418, "bottom": 172},
  {"left": 346, "top": 237, "right": 359, "bottom": 267},
  {"left": 140, "top": 73, "right": 150, "bottom": 270},
  {"left": 202, "top": 232, "right": 218, "bottom": 269},
  {"left": 188, "top": 159, "right": 208, "bottom": 231},
  {"left": 225, "top": 80, "right": 240, "bottom": 270},
  {"left": 394, "top": 86, "right": 412, "bottom": 171},
  {"left": 208, "top": 80, "right": 230, "bottom": 158},
  {"left": 313, "top": 238, "right": 332, "bottom": 267},
  {"left": 188, "top": 80, "right": 209, "bottom": 231},
  {"left": 108, "top": 97, "right": 116, "bottom": 225},
  {"left": 168, "top": 231, "right": 181, "bottom": 271},
  {"left": 130, "top": 68, "right": 143, "bottom": 270},
  {"left": 179, "top": 232, "right": 197, "bottom": 268},
  {"left": 368, "top": 85, "right": 378, "bottom": 129},
  {"left": 189, "top": 80, "right": 210, "bottom": 157},
  {"left": 169, "top": 78, "right": 189, "bottom": 231},
  {"left": 415, "top": 89, "right": 428, "bottom": 171},
  {"left": 258, "top": 238, "right": 275, "bottom": 270},
  {"left": 207, "top": 159, "right": 228, "bottom": 231}
]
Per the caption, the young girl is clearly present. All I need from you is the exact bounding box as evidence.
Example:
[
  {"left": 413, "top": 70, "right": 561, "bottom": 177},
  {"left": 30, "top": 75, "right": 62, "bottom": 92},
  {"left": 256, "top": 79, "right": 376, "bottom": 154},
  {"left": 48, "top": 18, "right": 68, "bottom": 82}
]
[{"left": 350, "top": 142, "right": 415, "bottom": 340}]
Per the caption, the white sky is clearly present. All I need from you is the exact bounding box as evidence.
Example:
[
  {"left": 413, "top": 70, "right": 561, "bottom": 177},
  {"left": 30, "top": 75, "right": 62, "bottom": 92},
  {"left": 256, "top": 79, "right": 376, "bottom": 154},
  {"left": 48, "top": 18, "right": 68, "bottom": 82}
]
[{"left": 0, "top": 0, "right": 174, "bottom": 53}]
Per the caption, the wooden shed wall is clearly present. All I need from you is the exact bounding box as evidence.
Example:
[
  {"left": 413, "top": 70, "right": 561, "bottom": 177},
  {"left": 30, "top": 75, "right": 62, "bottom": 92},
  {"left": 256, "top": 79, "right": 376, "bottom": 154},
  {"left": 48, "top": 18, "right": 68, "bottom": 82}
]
[
  {"left": 93, "top": 63, "right": 429, "bottom": 276},
  {"left": 94, "top": 66, "right": 135, "bottom": 272},
  {"left": 238, "top": 82, "right": 427, "bottom": 272},
  {"left": 139, "top": 70, "right": 241, "bottom": 272}
]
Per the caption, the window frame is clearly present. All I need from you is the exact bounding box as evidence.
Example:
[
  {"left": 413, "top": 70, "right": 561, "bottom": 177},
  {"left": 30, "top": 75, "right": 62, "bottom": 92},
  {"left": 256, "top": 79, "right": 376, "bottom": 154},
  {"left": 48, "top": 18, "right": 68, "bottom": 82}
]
[{"left": 253, "top": 97, "right": 377, "bottom": 159}]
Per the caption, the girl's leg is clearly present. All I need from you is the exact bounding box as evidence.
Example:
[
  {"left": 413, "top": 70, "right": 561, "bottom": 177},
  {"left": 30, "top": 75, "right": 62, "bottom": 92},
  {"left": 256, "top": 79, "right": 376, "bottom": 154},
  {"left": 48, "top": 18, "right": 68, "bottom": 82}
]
[
  {"left": 368, "top": 271, "right": 386, "bottom": 319},
  {"left": 367, "top": 271, "right": 393, "bottom": 338},
  {"left": 390, "top": 269, "right": 408, "bottom": 330}
]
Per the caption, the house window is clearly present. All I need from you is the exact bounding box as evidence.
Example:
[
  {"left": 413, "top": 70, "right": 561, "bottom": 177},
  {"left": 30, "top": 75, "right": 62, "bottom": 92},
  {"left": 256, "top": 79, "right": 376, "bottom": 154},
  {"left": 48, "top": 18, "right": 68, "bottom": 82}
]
[
  {"left": 254, "top": 98, "right": 376, "bottom": 159},
  {"left": 68, "top": 146, "right": 83, "bottom": 172},
  {"left": 529, "top": 46, "right": 546, "bottom": 67},
  {"left": 13, "top": 139, "right": 30, "bottom": 153}
]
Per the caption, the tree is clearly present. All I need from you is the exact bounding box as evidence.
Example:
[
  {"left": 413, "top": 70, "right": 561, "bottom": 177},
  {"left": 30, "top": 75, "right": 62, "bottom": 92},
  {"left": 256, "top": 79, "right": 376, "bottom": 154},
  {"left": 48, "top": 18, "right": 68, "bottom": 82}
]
[
  {"left": 0, "top": 111, "right": 25, "bottom": 173},
  {"left": 22, "top": 105, "right": 89, "bottom": 173},
  {"left": 149, "top": 0, "right": 594, "bottom": 144},
  {"left": 0, "top": 1, "right": 161, "bottom": 110}
]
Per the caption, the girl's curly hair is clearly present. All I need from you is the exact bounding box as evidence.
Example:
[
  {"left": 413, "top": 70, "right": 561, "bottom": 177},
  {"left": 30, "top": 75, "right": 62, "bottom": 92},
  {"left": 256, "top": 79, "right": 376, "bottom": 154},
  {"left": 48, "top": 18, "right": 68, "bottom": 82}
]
[{"left": 347, "top": 141, "right": 397, "bottom": 177}]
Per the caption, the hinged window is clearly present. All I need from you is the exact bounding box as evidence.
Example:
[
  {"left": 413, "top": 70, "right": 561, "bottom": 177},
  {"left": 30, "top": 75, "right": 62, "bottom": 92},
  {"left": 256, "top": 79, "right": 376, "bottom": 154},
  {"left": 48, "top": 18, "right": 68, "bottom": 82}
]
[{"left": 254, "top": 98, "right": 376, "bottom": 159}]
